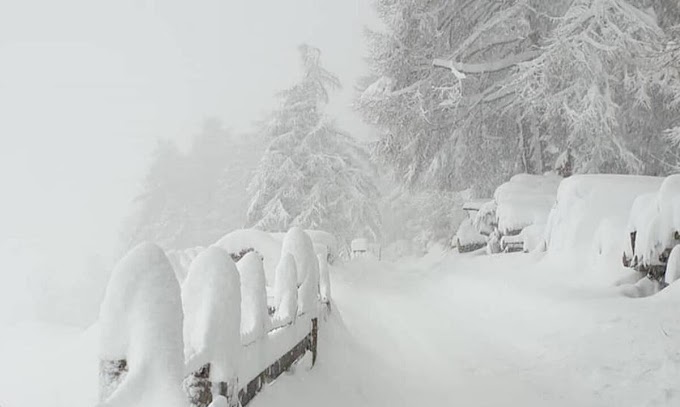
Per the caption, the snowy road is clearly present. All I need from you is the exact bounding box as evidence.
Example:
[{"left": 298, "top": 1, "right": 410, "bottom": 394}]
[
  {"left": 2, "top": 250, "right": 680, "bottom": 407},
  {"left": 252, "top": 252, "right": 680, "bottom": 407}
]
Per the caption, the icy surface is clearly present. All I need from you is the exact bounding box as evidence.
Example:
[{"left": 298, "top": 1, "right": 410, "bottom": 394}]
[
  {"left": 273, "top": 253, "right": 298, "bottom": 327},
  {"left": 98, "top": 242, "right": 186, "bottom": 407},
  {"left": 237, "top": 252, "right": 270, "bottom": 343},
  {"left": 181, "top": 246, "right": 241, "bottom": 380},
  {"left": 214, "top": 229, "right": 282, "bottom": 286}
]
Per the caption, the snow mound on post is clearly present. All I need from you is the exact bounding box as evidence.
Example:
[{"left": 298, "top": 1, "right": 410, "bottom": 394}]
[
  {"left": 181, "top": 246, "right": 241, "bottom": 381},
  {"left": 98, "top": 242, "right": 186, "bottom": 407},
  {"left": 318, "top": 253, "right": 331, "bottom": 303},
  {"left": 282, "top": 227, "right": 320, "bottom": 315},
  {"left": 214, "top": 228, "right": 282, "bottom": 286},
  {"left": 272, "top": 253, "right": 298, "bottom": 328},
  {"left": 545, "top": 175, "right": 664, "bottom": 254},
  {"left": 237, "top": 252, "right": 270, "bottom": 343}
]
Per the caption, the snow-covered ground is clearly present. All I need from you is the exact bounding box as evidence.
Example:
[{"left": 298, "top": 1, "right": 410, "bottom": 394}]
[{"left": 3, "top": 250, "right": 680, "bottom": 406}]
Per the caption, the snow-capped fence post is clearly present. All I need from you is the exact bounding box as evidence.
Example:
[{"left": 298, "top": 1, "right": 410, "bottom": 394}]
[
  {"left": 182, "top": 247, "right": 242, "bottom": 407},
  {"left": 272, "top": 253, "right": 298, "bottom": 328},
  {"left": 237, "top": 252, "right": 270, "bottom": 344},
  {"left": 97, "top": 242, "right": 186, "bottom": 407},
  {"left": 317, "top": 253, "right": 331, "bottom": 314}
]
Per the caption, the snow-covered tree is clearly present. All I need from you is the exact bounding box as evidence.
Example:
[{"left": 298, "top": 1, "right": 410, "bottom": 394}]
[
  {"left": 247, "top": 45, "right": 381, "bottom": 243},
  {"left": 509, "top": 0, "right": 679, "bottom": 174},
  {"left": 123, "top": 120, "right": 263, "bottom": 251}
]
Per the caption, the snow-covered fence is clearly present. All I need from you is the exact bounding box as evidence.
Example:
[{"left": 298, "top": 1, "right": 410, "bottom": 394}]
[{"left": 98, "top": 227, "right": 330, "bottom": 407}]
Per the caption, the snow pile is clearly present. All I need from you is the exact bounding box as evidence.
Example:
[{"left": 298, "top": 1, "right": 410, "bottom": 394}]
[
  {"left": 318, "top": 253, "right": 332, "bottom": 303},
  {"left": 181, "top": 246, "right": 241, "bottom": 381},
  {"left": 167, "top": 246, "right": 205, "bottom": 283},
  {"left": 214, "top": 229, "right": 282, "bottom": 286},
  {"left": 272, "top": 253, "right": 298, "bottom": 328},
  {"left": 493, "top": 174, "right": 561, "bottom": 234},
  {"left": 97, "top": 242, "right": 186, "bottom": 407},
  {"left": 664, "top": 246, "right": 680, "bottom": 284},
  {"left": 282, "top": 227, "right": 320, "bottom": 315},
  {"left": 237, "top": 252, "right": 270, "bottom": 343},
  {"left": 545, "top": 175, "right": 664, "bottom": 254},
  {"left": 520, "top": 224, "right": 546, "bottom": 253},
  {"left": 473, "top": 200, "right": 497, "bottom": 235},
  {"left": 208, "top": 395, "right": 228, "bottom": 407}
]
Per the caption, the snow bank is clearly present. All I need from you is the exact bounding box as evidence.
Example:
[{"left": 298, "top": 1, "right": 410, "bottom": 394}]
[
  {"left": 98, "top": 242, "right": 186, "bottom": 407},
  {"left": 181, "top": 246, "right": 241, "bottom": 381},
  {"left": 214, "top": 229, "right": 282, "bottom": 287},
  {"left": 318, "top": 253, "right": 332, "bottom": 303},
  {"left": 272, "top": 253, "right": 298, "bottom": 328},
  {"left": 237, "top": 252, "right": 270, "bottom": 344},
  {"left": 545, "top": 175, "right": 664, "bottom": 254}
]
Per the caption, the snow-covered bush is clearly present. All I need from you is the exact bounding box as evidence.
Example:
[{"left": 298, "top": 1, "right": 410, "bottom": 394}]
[
  {"left": 214, "top": 229, "right": 282, "bottom": 287},
  {"left": 272, "top": 253, "right": 298, "bottom": 328},
  {"left": 237, "top": 252, "right": 270, "bottom": 344},
  {"left": 98, "top": 242, "right": 186, "bottom": 407},
  {"left": 318, "top": 253, "right": 331, "bottom": 304},
  {"left": 181, "top": 246, "right": 241, "bottom": 382}
]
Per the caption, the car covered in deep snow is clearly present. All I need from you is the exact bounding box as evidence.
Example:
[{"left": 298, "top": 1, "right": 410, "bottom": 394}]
[
  {"left": 454, "top": 199, "right": 490, "bottom": 253},
  {"left": 622, "top": 174, "right": 680, "bottom": 285},
  {"left": 475, "top": 173, "right": 561, "bottom": 253}
]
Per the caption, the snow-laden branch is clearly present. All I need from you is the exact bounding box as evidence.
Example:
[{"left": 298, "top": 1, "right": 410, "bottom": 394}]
[{"left": 433, "top": 50, "right": 541, "bottom": 75}]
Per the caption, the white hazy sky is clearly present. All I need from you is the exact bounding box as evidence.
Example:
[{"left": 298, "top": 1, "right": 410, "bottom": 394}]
[{"left": 0, "top": 0, "right": 378, "bottom": 263}]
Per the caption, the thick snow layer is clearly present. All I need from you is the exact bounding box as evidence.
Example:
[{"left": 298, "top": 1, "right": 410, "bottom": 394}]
[
  {"left": 545, "top": 175, "right": 664, "bottom": 254},
  {"left": 272, "top": 253, "right": 298, "bottom": 327},
  {"left": 281, "top": 227, "right": 318, "bottom": 287},
  {"left": 208, "top": 396, "right": 228, "bottom": 407},
  {"left": 214, "top": 229, "right": 282, "bottom": 287},
  {"left": 455, "top": 218, "right": 486, "bottom": 246},
  {"left": 98, "top": 242, "right": 186, "bottom": 407},
  {"left": 493, "top": 174, "right": 561, "bottom": 234},
  {"left": 318, "top": 253, "right": 331, "bottom": 303},
  {"left": 182, "top": 246, "right": 241, "bottom": 381},
  {"left": 520, "top": 224, "right": 545, "bottom": 253},
  {"left": 237, "top": 252, "right": 270, "bottom": 344},
  {"left": 473, "top": 200, "right": 497, "bottom": 235}
]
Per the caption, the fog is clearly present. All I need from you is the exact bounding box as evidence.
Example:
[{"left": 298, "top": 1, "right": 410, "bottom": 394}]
[{"left": 0, "top": 0, "right": 376, "bottom": 325}]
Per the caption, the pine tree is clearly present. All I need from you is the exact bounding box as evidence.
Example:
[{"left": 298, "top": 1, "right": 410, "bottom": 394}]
[{"left": 247, "top": 45, "right": 381, "bottom": 243}]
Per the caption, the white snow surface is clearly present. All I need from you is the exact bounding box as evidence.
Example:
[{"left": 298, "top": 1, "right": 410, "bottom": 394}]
[
  {"left": 97, "top": 242, "right": 186, "bottom": 407},
  {"left": 181, "top": 246, "right": 241, "bottom": 381},
  {"left": 455, "top": 218, "right": 486, "bottom": 246},
  {"left": 214, "top": 229, "right": 282, "bottom": 286},
  {"left": 237, "top": 252, "right": 270, "bottom": 343},
  {"left": 272, "top": 253, "right": 298, "bottom": 328},
  {"left": 281, "top": 227, "right": 318, "bottom": 287},
  {"left": 9, "top": 238, "right": 680, "bottom": 407},
  {"left": 167, "top": 246, "right": 205, "bottom": 284}
]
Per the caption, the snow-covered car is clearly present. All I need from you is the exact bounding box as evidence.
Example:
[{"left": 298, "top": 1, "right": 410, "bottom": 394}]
[
  {"left": 454, "top": 199, "right": 491, "bottom": 253},
  {"left": 475, "top": 173, "right": 561, "bottom": 253},
  {"left": 621, "top": 174, "right": 680, "bottom": 284}
]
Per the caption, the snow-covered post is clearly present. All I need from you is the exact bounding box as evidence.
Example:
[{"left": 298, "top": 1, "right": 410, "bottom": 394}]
[
  {"left": 182, "top": 247, "right": 241, "bottom": 407},
  {"left": 317, "top": 253, "right": 331, "bottom": 313},
  {"left": 272, "top": 253, "right": 298, "bottom": 328},
  {"left": 282, "top": 227, "right": 320, "bottom": 365},
  {"left": 98, "top": 242, "right": 186, "bottom": 407},
  {"left": 236, "top": 252, "right": 270, "bottom": 344},
  {"left": 281, "top": 227, "right": 320, "bottom": 316}
]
